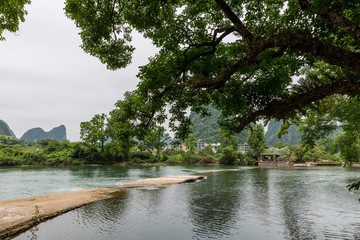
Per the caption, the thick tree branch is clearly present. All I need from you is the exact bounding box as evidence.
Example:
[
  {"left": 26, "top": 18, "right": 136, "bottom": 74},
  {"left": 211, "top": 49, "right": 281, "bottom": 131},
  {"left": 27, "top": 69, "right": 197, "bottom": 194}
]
[
  {"left": 269, "top": 32, "right": 360, "bottom": 76},
  {"left": 183, "top": 26, "right": 236, "bottom": 63},
  {"left": 297, "top": 0, "right": 360, "bottom": 46},
  {"left": 326, "top": 7, "right": 360, "bottom": 46},
  {"left": 201, "top": 31, "right": 360, "bottom": 88},
  {"left": 214, "top": 0, "right": 254, "bottom": 44},
  {"left": 234, "top": 80, "right": 360, "bottom": 132}
]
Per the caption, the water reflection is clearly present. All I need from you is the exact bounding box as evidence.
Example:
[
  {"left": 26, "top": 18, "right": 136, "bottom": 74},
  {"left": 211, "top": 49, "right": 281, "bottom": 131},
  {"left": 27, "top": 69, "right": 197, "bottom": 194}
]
[
  {"left": 248, "top": 168, "right": 271, "bottom": 219},
  {"left": 73, "top": 190, "right": 130, "bottom": 234},
  {"left": 186, "top": 172, "right": 245, "bottom": 239},
  {"left": 29, "top": 226, "right": 38, "bottom": 240},
  {"left": 275, "top": 170, "right": 317, "bottom": 239}
]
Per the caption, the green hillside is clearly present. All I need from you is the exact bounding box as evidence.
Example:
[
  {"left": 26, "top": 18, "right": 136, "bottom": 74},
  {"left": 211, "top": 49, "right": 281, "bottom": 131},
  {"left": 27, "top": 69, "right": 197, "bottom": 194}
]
[
  {"left": 265, "top": 119, "right": 301, "bottom": 146},
  {"left": 21, "top": 125, "right": 67, "bottom": 142},
  {"left": 0, "top": 119, "right": 16, "bottom": 138},
  {"left": 265, "top": 119, "right": 343, "bottom": 147},
  {"left": 190, "top": 107, "right": 248, "bottom": 144}
]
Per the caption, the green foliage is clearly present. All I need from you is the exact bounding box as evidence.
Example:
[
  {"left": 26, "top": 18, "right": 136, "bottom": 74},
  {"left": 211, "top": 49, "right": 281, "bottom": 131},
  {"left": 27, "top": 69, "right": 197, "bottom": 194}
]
[
  {"left": 244, "top": 156, "right": 257, "bottom": 166},
  {"left": 334, "top": 130, "right": 360, "bottom": 165},
  {"left": 219, "top": 130, "right": 238, "bottom": 151},
  {"left": 298, "top": 95, "right": 352, "bottom": 147},
  {"left": 143, "top": 126, "right": 169, "bottom": 156},
  {"left": 182, "top": 152, "right": 201, "bottom": 165},
  {"left": 198, "top": 144, "right": 215, "bottom": 157},
  {"left": 165, "top": 154, "right": 183, "bottom": 164},
  {"left": 303, "top": 145, "right": 327, "bottom": 162},
  {"left": 32, "top": 205, "right": 41, "bottom": 223},
  {"left": 0, "top": 155, "right": 18, "bottom": 166},
  {"left": 21, "top": 152, "right": 46, "bottom": 165},
  {"left": 197, "top": 156, "right": 216, "bottom": 165},
  {"left": 101, "top": 140, "right": 124, "bottom": 163},
  {"left": 247, "top": 124, "right": 266, "bottom": 160},
  {"left": 273, "top": 141, "right": 289, "bottom": 149},
  {"left": 108, "top": 91, "right": 163, "bottom": 161},
  {"left": 265, "top": 119, "right": 301, "bottom": 146},
  {"left": 318, "top": 137, "right": 336, "bottom": 154},
  {"left": 0, "top": 135, "right": 22, "bottom": 146},
  {"left": 218, "top": 146, "right": 237, "bottom": 165},
  {"left": 131, "top": 151, "right": 156, "bottom": 163},
  {"left": 80, "top": 114, "right": 107, "bottom": 151},
  {"left": 190, "top": 106, "right": 248, "bottom": 144},
  {"left": 0, "top": 0, "right": 31, "bottom": 40},
  {"left": 64, "top": 0, "right": 360, "bottom": 142},
  {"left": 45, "top": 149, "right": 73, "bottom": 165},
  {"left": 184, "top": 134, "right": 197, "bottom": 153},
  {"left": 161, "top": 151, "right": 202, "bottom": 165},
  {"left": 290, "top": 144, "right": 307, "bottom": 161},
  {"left": 290, "top": 143, "right": 339, "bottom": 163},
  {"left": 44, "top": 140, "right": 62, "bottom": 154},
  {"left": 64, "top": 0, "right": 134, "bottom": 70}
]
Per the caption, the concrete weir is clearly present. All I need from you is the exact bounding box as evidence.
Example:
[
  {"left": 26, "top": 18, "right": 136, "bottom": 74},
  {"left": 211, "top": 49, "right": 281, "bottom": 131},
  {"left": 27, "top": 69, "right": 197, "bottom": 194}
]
[
  {"left": 0, "top": 175, "right": 204, "bottom": 239},
  {"left": 122, "top": 175, "right": 204, "bottom": 188}
]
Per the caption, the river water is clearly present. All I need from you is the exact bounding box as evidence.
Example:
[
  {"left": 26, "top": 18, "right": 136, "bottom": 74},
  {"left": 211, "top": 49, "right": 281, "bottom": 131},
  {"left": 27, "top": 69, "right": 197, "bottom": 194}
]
[{"left": 2, "top": 166, "right": 360, "bottom": 240}]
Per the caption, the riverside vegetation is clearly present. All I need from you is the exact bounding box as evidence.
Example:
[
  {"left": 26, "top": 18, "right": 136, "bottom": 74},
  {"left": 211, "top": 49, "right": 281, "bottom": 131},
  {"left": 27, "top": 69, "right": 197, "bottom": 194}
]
[{"left": 0, "top": 120, "right": 355, "bottom": 167}]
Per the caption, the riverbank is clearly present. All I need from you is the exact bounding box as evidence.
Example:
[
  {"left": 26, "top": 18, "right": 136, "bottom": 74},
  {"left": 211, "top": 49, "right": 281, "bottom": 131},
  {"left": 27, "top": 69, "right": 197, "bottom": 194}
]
[
  {"left": 0, "top": 175, "right": 204, "bottom": 239},
  {"left": 0, "top": 161, "right": 222, "bottom": 168}
]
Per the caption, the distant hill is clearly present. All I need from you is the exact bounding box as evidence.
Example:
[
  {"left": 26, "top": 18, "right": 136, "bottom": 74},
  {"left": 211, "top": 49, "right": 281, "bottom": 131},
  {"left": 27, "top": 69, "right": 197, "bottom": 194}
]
[
  {"left": 21, "top": 125, "right": 67, "bottom": 142},
  {"left": 190, "top": 106, "right": 248, "bottom": 144},
  {"left": 0, "top": 119, "right": 16, "bottom": 138},
  {"left": 265, "top": 119, "right": 301, "bottom": 146}
]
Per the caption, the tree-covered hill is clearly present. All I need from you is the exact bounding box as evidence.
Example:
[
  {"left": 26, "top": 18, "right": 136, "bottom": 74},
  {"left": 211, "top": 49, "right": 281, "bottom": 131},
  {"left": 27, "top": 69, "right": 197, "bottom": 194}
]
[
  {"left": 21, "top": 125, "right": 67, "bottom": 142},
  {"left": 265, "top": 119, "right": 342, "bottom": 147},
  {"left": 190, "top": 107, "right": 248, "bottom": 144},
  {"left": 0, "top": 120, "right": 16, "bottom": 138},
  {"left": 265, "top": 119, "right": 301, "bottom": 147}
]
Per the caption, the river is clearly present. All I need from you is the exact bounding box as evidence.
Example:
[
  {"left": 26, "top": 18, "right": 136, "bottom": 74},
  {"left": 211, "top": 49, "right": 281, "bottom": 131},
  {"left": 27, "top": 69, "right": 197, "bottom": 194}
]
[{"left": 2, "top": 166, "right": 360, "bottom": 239}]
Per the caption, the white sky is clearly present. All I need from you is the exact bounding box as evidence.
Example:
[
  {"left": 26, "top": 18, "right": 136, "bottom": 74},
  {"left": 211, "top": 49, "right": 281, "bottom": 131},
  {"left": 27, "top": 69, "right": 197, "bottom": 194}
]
[{"left": 0, "top": 0, "right": 157, "bottom": 141}]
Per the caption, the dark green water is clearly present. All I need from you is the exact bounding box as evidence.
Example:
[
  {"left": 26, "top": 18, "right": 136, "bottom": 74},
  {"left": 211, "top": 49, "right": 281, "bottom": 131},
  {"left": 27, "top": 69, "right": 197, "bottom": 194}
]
[{"left": 7, "top": 167, "right": 360, "bottom": 239}]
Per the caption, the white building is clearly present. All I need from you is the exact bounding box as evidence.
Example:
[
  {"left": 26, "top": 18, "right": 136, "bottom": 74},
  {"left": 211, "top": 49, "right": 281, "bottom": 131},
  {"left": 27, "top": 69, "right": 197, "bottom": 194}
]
[
  {"left": 197, "top": 139, "right": 207, "bottom": 151},
  {"left": 238, "top": 143, "right": 249, "bottom": 153}
]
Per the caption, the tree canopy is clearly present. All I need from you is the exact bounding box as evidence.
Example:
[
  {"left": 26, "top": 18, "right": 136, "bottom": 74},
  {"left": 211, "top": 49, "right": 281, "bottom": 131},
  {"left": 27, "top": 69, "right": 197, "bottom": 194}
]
[
  {"left": 80, "top": 114, "right": 107, "bottom": 151},
  {"left": 247, "top": 124, "right": 266, "bottom": 160},
  {"left": 0, "top": 0, "right": 30, "bottom": 40},
  {"left": 64, "top": 0, "right": 360, "bottom": 139}
]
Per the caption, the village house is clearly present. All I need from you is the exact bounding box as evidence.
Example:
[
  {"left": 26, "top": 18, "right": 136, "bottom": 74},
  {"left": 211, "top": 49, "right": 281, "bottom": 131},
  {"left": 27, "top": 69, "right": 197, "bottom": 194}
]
[{"left": 197, "top": 139, "right": 207, "bottom": 151}]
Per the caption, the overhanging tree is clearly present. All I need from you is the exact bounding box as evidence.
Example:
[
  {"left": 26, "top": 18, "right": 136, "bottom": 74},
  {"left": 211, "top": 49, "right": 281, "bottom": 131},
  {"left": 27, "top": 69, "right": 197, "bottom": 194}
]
[
  {"left": 0, "top": 0, "right": 31, "bottom": 40},
  {"left": 64, "top": 0, "right": 360, "bottom": 138}
]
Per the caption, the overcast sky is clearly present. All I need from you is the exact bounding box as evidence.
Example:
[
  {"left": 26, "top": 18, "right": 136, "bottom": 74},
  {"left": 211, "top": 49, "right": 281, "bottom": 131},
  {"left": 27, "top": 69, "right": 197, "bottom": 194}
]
[{"left": 0, "top": 0, "right": 157, "bottom": 141}]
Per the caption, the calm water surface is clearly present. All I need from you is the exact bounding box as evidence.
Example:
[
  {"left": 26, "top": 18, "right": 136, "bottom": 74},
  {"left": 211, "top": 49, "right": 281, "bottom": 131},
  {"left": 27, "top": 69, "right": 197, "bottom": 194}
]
[{"left": 6, "top": 166, "right": 360, "bottom": 240}]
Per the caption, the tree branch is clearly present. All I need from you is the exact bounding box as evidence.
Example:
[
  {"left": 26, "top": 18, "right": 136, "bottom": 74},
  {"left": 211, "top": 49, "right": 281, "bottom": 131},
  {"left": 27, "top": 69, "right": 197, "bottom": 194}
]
[
  {"left": 203, "top": 31, "right": 360, "bottom": 88},
  {"left": 234, "top": 80, "right": 360, "bottom": 132},
  {"left": 268, "top": 32, "right": 360, "bottom": 76},
  {"left": 297, "top": 0, "right": 360, "bottom": 46},
  {"left": 183, "top": 26, "right": 236, "bottom": 63},
  {"left": 214, "top": 0, "right": 254, "bottom": 45}
]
